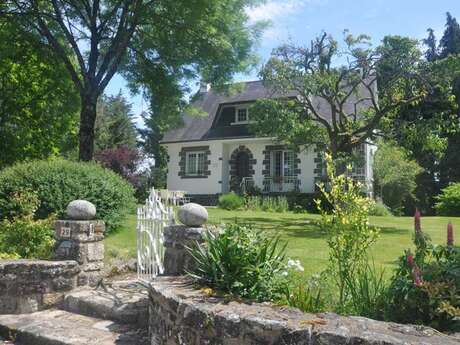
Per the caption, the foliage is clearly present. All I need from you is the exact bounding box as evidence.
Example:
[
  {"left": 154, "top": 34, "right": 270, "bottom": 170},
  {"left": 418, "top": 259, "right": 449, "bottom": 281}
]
[
  {"left": 435, "top": 183, "right": 460, "bottom": 216},
  {"left": 244, "top": 196, "right": 289, "bottom": 213},
  {"left": 373, "top": 142, "right": 423, "bottom": 214},
  {"left": 5, "top": 0, "right": 264, "bottom": 160},
  {"left": 0, "top": 159, "right": 136, "bottom": 232},
  {"left": 316, "top": 153, "right": 380, "bottom": 311},
  {"left": 250, "top": 31, "right": 433, "bottom": 160},
  {"left": 385, "top": 214, "right": 460, "bottom": 332},
  {"left": 187, "top": 223, "right": 288, "bottom": 302},
  {"left": 95, "top": 92, "right": 138, "bottom": 152},
  {"left": 0, "top": 190, "right": 55, "bottom": 259},
  {"left": 368, "top": 201, "right": 393, "bottom": 217},
  {"left": 218, "top": 192, "right": 244, "bottom": 210},
  {"left": 282, "top": 271, "right": 326, "bottom": 313},
  {"left": 0, "top": 20, "right": 79, "bottom": 168}
]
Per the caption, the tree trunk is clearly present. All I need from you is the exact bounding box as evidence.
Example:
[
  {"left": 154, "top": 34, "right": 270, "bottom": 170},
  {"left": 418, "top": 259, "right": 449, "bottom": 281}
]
[{"left": 79, "top": 96, "right": 98, "bottom": 161}]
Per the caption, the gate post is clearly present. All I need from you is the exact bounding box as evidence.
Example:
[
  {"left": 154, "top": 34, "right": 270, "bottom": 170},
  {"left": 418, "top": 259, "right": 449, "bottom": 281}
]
[
  {"left": 54, "top": 200, "right": 105, "bottom": 286},
  {"left": 163, "top": 203, "right": 209, "bottom": 275}
]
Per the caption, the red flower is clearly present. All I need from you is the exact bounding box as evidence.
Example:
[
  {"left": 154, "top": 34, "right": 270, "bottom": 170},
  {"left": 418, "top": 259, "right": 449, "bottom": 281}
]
[
  {"left": 447, "top": 222, "right": 454, "bottom": 247},
  {"left": 414, "top": 208, "right": 422, "bottom": 234}
]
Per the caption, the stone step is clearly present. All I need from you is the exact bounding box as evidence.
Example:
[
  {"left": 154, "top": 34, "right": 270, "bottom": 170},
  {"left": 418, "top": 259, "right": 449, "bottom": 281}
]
[
  {"left": 62, "top": 279, "right": 149, "bottom": 328},
  {"left": 0, "top": 309, "right": 148, "bottom": 345}
]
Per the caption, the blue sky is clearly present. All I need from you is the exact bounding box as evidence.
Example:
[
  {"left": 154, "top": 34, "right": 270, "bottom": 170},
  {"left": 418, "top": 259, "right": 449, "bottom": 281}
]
[{"left": 105, "top": 0, "right": 460, "bottom": 127}]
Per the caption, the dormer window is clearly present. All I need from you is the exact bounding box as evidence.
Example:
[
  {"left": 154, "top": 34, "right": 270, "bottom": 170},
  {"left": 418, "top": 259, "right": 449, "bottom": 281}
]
[{"left": 233, "top": 106, "right": 248, "bottom": 124}]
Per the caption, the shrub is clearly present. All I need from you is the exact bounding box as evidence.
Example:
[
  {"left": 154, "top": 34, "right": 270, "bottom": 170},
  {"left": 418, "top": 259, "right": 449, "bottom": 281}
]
[
  {"left": 187, "top": 223, "right": 288, "bottom": 302},
  {"left": 218, "top": 192, "right": 244, "bottom": 210},
  {"left": 244, "top": 196, "right": 289, "bottom": 212},
  {"left": 435, "top": 183, "right": 460, "bottom": 216},
  {"left": 0, "top": 159, "right": 136, "bottom": 232},
  {"left": 0, "top": 190, "right": 55, "bottom": 259},
  {"left": 316, "top": 153, "right": 380, "bottom": 312},
  {"left": 368, "top": 201, "right": 393, "bottom": 216},
  {"left": 385, "top": 214, "right": 460, "bottom": 332}
]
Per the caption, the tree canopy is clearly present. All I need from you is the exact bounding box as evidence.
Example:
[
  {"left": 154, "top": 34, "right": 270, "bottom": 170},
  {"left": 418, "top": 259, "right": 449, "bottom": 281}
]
[
  {"left": 249, "top": 32, "right": 434, "bottom": 160},
  {"left": 3, "top": 0, "right": 264, "bottom": 160},
  {"left": 0, "top": 19, "right": 79, "bottom": 168}
]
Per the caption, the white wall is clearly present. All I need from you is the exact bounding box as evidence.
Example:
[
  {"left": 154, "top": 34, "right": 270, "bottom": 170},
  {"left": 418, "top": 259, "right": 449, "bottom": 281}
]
[
  {"left": 164, "top": 138, "right": 318, "bottom": 195},
  {"left": 163, "top": 141, "right": 223, "bottom": 195}
]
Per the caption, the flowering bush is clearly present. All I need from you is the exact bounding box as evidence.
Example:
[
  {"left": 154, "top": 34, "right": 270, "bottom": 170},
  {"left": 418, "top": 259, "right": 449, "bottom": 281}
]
[
  {"left": 316, "top": 153, "right": 381, "bottom": 312},
  {"left": 385, "top": 210, "right": 460, "bottom": 332}
]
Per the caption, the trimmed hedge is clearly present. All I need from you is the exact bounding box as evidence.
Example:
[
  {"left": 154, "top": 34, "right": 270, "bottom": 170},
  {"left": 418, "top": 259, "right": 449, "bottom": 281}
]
[{"left": 0, "top": 159, "right": 136, "bottom": 232}]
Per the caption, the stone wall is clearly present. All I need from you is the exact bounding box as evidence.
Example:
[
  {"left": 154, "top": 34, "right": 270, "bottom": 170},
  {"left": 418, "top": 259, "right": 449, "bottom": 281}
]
[
  {"left": 54, "top": 219, "right": 105, "bottom": 286},
  {"left": 0, "top": 260, "right": 79, "bottom": 314},
  {"left": 163, "top": 225, "right": 207, "bottom": 276},
  {"left": 149, "top": 276, "right": 459, "bottom": 345}
]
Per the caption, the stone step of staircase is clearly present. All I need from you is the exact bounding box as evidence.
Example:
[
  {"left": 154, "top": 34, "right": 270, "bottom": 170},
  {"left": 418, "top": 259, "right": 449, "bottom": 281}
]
[
  {"left": 0, "top": 309, "right": 148, "bottom": 345},
  {"left": 62, "top": 279, "right": 149, "bottom": 328}
]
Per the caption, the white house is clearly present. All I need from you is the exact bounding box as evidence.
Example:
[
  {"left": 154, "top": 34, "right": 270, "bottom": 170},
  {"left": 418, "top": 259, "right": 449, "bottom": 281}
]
[{"left": 161, "top": 81, "right": 375, "bottom": 204}]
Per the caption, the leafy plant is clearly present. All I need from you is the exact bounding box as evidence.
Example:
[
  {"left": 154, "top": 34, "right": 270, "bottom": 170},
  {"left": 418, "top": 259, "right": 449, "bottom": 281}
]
[
  {"left": 187, "top": 223, "right": 288, "bottom": 302},
  {"left": 385, "top": 213, "right": 460, "bottom": 331},
  {"left": 244, "top": 196, "right": 289, "bottom": 212},
  {"left": 316, "top": 153, "right": 381, "bottom": 312},
  {"left": 368, "top": 200, "right": 393, "bottom": 216},
  {"left": 0, "top": 190, "right": 55, "bottom": 259},
  {"left": 218, "top": 192, "right": 244, "bottom": 210},
  {"left": 435, "top": 183, "right": 460, "bottom": 216},
  {"left": 0, "top": 159, "right": 136, "bottom": 232}
]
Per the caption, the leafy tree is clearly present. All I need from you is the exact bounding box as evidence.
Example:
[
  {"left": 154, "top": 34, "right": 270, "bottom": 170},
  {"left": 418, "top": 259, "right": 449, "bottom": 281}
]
[
  {"left": 373, "top": 142, "right": 423, "bottom": 214},
  {"left": 0, "top": 20, "right": 79, "bottom": 168},
  {"left": 4, "top": 0, "right": 263, "bottom": 160},
  {"left": 250, "top": 32, "right": 431, "bottom": 162},
  {"left": 95, "top": 92, "right": 137, "bottom": 152}
]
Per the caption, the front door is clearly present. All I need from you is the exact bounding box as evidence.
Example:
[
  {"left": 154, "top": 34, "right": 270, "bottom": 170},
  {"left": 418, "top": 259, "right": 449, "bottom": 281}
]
[{"left": 236, "top": 151, "right": 250, "bottom": 179}]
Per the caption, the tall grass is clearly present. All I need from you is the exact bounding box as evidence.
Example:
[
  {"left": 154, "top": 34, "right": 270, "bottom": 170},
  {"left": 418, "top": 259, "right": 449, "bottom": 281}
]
[{"left": 245, "top": 196, "right": 289, "bottom": 212}]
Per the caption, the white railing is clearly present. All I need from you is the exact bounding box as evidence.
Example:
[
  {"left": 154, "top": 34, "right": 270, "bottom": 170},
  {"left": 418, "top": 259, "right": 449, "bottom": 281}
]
[
  {"left": 240, "top": 177, "right": 255, "bottom": 194},
  {"left": 137, "top": 187, "right": 174, "bottom": 284},
  {"left": 263, "top": 176, "right": 299, "bottom": 193}
]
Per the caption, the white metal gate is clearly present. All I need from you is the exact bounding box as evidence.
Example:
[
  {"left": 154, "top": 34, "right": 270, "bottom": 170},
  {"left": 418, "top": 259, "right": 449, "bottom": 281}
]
[{"left": 137, "top": 188, "right": 174, "bottom": 283}]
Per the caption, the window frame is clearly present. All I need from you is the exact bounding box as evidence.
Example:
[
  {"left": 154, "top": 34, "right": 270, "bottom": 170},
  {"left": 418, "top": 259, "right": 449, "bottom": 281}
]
[
  {"left": 232, "top": 106, "right": 249, "bottom": 125},
  {"left": 271, "top": 150, "right": 296, "bottom": 178},
  {"left": 185, "top": 151, "right": 207, "bottom": 176}
]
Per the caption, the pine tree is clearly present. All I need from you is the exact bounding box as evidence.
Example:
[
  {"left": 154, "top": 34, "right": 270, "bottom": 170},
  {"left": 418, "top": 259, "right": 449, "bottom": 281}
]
[
  {"left": 439, "top": 12, "right": 460, "bottom": 58},
  {"left": 423, "top": 28, "right": 438, "bottom": 61}
]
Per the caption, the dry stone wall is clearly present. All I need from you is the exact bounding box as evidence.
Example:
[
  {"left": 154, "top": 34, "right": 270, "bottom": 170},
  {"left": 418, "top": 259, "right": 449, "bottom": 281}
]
[
  {"left": 149, "top": 276, "right": 460, "bottom": 345},
  {"left": 0, "top": 260, "right": 79, "bottom": 314}
]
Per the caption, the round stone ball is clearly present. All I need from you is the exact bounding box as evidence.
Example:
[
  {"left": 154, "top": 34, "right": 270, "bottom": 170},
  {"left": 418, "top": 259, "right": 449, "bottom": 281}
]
[
  {"left": 178, "top": 203, "right": 208, "bottom": 227},
  {"left": 66, "top": 200, "right": 96, "bottom": 220}
]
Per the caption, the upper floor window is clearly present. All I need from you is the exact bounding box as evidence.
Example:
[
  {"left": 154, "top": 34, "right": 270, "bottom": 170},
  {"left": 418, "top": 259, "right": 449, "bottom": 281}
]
[{"left": 234, "top": 107, "right": 248, "bottom": 124}]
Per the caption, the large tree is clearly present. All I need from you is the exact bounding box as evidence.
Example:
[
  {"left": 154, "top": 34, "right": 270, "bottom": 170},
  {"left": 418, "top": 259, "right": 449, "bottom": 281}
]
[
  {"left": 4, "top": 0, "right": 262, "bottom": 160},
  {"left": 250, "top": 32, "right": 432, "bottom": 161},
  {"left": 0, "top": 19, "right": 79, "bottom": 168}
]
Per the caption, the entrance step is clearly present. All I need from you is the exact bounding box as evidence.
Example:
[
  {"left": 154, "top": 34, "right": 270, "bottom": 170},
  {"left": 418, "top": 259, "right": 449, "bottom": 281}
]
[
  {"left": 0, "top": 309, "right": 148, "bottom": 345},
  {"left": 62, "top": 280, "right": 149, "bottom": 328}
]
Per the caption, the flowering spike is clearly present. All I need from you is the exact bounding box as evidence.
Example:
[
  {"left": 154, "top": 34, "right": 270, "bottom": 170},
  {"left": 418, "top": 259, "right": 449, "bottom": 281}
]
[
  {"left": 447, "top": 222, "right": 454, "bottom": 247},
  {"left": 414, "top": 208, "right": 421, "bottom": 234},
  {"left": 412, "top": 265, "right": 424, "bottom": 287},
  {"left": 406, "top": 252, "right": 415, "bottom": 268}
]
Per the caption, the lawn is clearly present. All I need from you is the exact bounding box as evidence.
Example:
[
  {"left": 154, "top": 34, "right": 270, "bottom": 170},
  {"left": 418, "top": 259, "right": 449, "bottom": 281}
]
[{"left": 106, "top": 208, "right": 459, "bottom": 275}]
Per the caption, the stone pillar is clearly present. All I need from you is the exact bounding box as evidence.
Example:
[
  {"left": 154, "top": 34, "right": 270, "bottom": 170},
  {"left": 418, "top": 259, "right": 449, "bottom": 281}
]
[
  {"left": 163, "top": 225, "right": 206, "bottom": 276},
  {"left": 54, "top": 200, "right": 105, "bottom": 286}
]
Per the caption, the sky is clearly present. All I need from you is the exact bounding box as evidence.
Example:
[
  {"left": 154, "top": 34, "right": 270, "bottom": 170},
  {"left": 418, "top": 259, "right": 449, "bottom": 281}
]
[{"left": 104, "top": 0, "right": 460, "bottom": 128}]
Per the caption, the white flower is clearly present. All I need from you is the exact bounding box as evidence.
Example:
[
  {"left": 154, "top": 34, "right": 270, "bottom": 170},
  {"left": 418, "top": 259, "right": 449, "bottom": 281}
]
[
  {"left": 286, "top": 258, "right": 304, "bottom": 272},
  {"left": 281, "top": 271, "right": 288, "bottom": 276}
]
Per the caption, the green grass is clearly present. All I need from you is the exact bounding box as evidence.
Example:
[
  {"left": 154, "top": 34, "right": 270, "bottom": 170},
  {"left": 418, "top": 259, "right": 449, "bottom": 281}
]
[{"left": 106, "top": 208, "right": 459, "bottom": 275}]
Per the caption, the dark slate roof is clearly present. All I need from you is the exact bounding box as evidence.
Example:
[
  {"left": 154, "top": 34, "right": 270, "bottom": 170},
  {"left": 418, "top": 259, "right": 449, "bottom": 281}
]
[{"left": 160, "top": 80, "right": 373, "bottom": 143}]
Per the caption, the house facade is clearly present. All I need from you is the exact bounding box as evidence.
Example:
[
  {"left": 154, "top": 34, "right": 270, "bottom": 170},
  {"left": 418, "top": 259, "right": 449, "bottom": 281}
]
[{"left": 161, "top": 81, "right": 375, "bottom": 204}]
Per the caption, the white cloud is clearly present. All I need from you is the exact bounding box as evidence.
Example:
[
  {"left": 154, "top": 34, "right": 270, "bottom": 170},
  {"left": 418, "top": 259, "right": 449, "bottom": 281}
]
[{"left": 246, "top": 0, "right": 309, "bottom": 22}]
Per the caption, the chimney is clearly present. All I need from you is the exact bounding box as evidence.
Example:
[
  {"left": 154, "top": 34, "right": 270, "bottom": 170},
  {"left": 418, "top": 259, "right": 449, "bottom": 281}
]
[{"left": 199, "top": 81, "right": 211, "bottom": 94}]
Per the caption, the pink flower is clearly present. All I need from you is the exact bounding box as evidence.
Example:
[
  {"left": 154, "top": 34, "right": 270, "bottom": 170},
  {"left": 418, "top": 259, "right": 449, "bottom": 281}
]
[
  {"left": 414, "top": 209, "right": 422, "bottom": 234},
  {"left": 447, "top": 222, "right": 454, "bottom": 247},
  {"left": 406, "top": 252, "right": 415, "bottom": 268},
  {"left": 412, "top": 266, "right": 424, "bottom": 287}
]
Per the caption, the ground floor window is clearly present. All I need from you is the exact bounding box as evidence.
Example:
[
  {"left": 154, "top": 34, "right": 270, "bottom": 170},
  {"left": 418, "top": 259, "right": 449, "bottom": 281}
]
[
  {"left": 186, "top": 151, "right": 206, "bottom": 176},
  {"left": 271, "top": 150, "right": 295, "bottom": 178}
]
